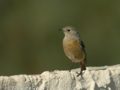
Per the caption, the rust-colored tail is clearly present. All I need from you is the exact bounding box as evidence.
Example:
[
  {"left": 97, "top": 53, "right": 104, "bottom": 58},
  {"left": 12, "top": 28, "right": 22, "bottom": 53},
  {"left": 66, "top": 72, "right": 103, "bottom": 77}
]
[{"left": 77, "top": 61, "right": 86, "bottom": 77}]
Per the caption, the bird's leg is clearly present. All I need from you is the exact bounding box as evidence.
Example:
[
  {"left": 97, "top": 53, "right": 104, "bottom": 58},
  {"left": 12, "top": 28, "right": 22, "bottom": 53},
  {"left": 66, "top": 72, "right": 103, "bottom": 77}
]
[{"left": 77, "top": 61, "right": 86, "bottom": 77}]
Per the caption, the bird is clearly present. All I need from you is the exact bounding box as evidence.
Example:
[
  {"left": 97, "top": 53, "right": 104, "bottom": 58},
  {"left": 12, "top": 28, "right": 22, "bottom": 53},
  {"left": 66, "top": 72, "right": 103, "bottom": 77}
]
[{"left": 61, "top": 26, "right": 87, "bottom": 77}]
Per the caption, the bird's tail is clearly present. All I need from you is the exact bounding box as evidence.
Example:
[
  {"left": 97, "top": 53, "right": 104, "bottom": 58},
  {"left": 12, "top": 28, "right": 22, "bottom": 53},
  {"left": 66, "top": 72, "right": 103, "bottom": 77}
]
[
  {"left": 77, "top": 61, "right": 86, "bottom": 77},
  {"left": 80, "top": 61, "right": 86, "bottom": 71}
]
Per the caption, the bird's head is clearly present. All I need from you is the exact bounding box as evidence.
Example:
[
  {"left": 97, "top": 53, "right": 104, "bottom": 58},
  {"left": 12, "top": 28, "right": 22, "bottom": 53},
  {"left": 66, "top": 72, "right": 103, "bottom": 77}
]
[{"left": 61, "top": 26, "right": 80, "bottom": 38}]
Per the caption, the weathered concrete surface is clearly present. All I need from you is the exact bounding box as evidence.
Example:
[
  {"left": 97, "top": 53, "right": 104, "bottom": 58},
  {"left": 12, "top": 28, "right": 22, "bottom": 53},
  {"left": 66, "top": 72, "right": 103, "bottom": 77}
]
[{"left": 0, "top": 64, "right": 120, "bottom": 90}]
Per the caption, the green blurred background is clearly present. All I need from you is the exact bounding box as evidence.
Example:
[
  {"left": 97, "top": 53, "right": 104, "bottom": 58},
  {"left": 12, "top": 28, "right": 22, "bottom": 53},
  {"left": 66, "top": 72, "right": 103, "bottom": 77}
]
[{"left": 0, "top": 0, "right": 120, "bottom": 75}]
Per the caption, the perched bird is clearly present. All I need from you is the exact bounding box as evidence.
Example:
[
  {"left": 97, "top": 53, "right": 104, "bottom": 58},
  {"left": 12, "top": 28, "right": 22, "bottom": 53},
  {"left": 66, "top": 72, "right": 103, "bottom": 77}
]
[{"left": 61, "top": 26, "right": 86, "bottom": 76}]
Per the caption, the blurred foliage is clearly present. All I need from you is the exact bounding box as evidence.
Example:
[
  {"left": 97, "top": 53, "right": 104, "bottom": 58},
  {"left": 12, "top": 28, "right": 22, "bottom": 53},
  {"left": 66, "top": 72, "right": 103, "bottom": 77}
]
[{"left": 0, "top": 0, "right": 120, "bottom": 75}]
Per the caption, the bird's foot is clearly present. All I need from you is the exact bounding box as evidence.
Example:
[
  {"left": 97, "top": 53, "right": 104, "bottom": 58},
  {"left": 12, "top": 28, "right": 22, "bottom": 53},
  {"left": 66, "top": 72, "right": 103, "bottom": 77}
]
[{"left": 76, "top": 72, "right": 83, "bottom": 78}]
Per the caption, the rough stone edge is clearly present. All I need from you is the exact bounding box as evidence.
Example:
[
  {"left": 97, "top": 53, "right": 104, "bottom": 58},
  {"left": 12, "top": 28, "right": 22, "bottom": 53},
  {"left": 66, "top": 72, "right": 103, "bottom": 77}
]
[{"left": 0, "top": 64, "right": 120, "bottom": 90}]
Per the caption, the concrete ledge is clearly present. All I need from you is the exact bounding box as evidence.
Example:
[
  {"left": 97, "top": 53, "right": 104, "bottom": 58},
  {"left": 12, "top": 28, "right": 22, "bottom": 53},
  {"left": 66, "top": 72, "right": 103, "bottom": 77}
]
[{"left": 0, "top": 64, "right": 120, "bottom": 90}]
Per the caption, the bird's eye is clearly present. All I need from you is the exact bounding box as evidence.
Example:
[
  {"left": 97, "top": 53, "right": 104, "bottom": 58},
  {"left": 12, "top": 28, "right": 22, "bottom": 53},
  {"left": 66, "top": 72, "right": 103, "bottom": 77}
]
[{"left": 67, "top": 29, "right": 70, "bottom": 32}]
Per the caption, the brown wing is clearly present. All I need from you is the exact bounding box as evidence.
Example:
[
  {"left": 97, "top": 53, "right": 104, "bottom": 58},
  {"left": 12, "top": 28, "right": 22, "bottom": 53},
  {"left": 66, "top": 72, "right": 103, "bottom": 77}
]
[{"left": 71, "top": 40, "right": 85, "bottom": 60}]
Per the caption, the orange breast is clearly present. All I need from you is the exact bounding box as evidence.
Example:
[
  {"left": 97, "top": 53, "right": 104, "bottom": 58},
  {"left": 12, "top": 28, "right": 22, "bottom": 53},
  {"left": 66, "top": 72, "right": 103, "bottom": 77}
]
[{"left": 63, "top": 39, "right": 85, "bottom": 62}]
